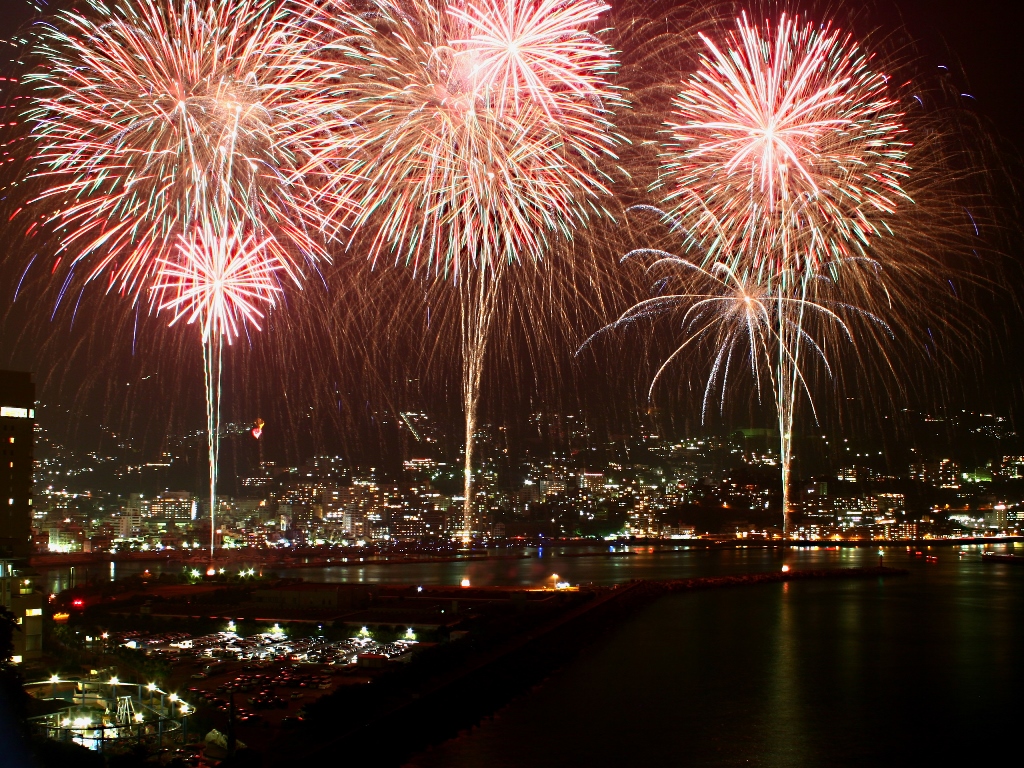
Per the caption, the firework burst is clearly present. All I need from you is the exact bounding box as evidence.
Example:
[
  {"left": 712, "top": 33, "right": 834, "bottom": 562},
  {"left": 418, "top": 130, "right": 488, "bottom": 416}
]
[
  {"left": 150, "top": 223, "right": 284, "bottom": 553},
  {"left": 25, "top": 0, "right": 329, "bottom": 298},
  {"left": 152, "top": 225, "right": 284, "bottom": 344},
  {"left": 660, "top": 13, "right": 910, "bottom": 279},
  {"left": 604, "top": 13, "right": 916, "bottom": 533},
  {"left": 22, "top": 0, "right": 332, "bottom": 561},
  {"left": 302, "top": 0, "right": 622, "bottom": 538}
]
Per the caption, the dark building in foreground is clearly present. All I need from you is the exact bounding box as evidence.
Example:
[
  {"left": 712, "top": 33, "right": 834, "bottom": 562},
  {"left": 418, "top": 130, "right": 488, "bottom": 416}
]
[{"left": 0, "top": 370, "right": 34, "bottom": 560}]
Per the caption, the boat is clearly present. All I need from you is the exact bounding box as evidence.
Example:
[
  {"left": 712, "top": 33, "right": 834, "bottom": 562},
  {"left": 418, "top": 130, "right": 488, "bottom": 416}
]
[{"left": 981, "top": 552, "right": 1024, "bottom": 565}]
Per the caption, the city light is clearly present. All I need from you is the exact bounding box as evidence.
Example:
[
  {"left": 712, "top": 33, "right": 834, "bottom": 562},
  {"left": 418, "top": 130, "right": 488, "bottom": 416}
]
[{"left": 1, "top": 5, "right": 1014, "bottom": 761}]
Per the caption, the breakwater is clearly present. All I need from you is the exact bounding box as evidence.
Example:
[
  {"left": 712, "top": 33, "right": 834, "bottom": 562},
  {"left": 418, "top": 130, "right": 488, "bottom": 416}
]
[{"left": 282, "top": 566, "right": 906, "bottom": 767}]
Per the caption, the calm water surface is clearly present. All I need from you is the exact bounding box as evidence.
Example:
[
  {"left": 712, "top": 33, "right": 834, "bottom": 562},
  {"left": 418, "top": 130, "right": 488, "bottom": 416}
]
[
  {"left": 399, "top": 544, "right": 1022, "bottom": 768},
  {"left": 41, "top": 543, "right": 957, "bottom": 591},
  {"left": 42, "top": 545, "right": 1023, "bottom": 765}
]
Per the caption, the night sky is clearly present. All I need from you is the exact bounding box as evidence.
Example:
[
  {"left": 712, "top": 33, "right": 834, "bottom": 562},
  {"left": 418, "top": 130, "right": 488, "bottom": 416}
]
[{"left": 0, "top": 0, "right": 1021, "bottom": 466}]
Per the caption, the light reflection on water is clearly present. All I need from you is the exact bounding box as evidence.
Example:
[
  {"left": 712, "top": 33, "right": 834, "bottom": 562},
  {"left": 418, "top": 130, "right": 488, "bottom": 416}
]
[
  {"left": 407, "top": 544, "right": 1024, "bottom": 768},
  {"left": 36, "top": 544, "right": 1024, "bottom": 764},
  {"left": 39, "top": 542, "right": 1017, "bottom": 591}
]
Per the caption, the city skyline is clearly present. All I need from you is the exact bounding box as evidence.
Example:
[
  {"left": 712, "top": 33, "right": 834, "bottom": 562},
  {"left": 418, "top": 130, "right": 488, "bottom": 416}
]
[{"left": 0, "top": 2, "right": 1021, "bottom": 765}]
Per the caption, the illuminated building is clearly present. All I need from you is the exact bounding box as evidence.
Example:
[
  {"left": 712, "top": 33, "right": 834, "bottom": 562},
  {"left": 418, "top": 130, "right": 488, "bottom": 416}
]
[
  {"left": 0, "top": 370, "right": 34, "bottom": 560},
  {"left": 833, "top": 496, "right": 879, "bottom": 528},
  {"left": 984, "top": 505, "right": 1009, "bottom": 530},
  {"left": 146, "top": 492, "right": 197, "bottom": 529},
  {"left": 908, "top": 459, "right": 960, "bottom": 489},
  {"left": 46, "top": 524, "right": 85, "bottom": 553},
  {"left": 391, "top": 512, "right": 426, "bottom": 541},
  {"left": 0, "top": 559, "right": 43, "bottom": 662},
  {"left": 119, "top": 493, "right": 144, "bottom": 537}
]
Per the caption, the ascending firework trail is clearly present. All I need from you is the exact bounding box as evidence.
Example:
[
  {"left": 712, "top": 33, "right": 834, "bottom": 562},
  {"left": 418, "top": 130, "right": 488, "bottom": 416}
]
[
  {"left": 303, "top": 0, "right": 624, "bottom": 540},
  {"left": 24, "top": 0, "right": 332, "bottom": 561}
]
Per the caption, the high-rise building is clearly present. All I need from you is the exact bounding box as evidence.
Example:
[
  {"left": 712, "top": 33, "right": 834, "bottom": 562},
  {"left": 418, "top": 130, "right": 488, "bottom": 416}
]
[
  {"left": 0, "top": 559, "right": 43, "bottom": 662},
  {"left": 0, "top": 371, "right": 34, "bottom": 560},
  {"left": 147, "top": 491, "right": 197, "bottom": 529}
]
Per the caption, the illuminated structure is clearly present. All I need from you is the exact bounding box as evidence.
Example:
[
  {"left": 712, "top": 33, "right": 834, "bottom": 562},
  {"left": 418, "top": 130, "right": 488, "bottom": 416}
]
[
  {"left": 25, "top": 678, "right": 192, "bottom": 752},
  {"left": 0, "top": 370, "right": 34, "bottom": 560},
  {"left": 0, "top": 560, "right": 43, "bottom": 662}
]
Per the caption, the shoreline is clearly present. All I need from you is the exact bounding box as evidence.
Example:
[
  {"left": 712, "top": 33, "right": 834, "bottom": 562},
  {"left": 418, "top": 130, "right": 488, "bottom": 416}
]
[
  {"left": 285, "top": 566, "right": 907, "bottom": 767},
  {"left": 28, "top": 536, "right": 1020, "bottom": 572}
]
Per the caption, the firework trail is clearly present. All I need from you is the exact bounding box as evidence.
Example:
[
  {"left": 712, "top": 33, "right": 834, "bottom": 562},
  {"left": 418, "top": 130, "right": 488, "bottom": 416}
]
[
  {"left": 303, "top": 0, "right": 622, "bottom": 539},
  {"left": 23, "top": 0, "right": 331, "bottom": 558},
  {"left": 151, "top": 224, "right": 284, "bottom": 553},
  {"left": 609, "top": 13, "right": 912, "bottom": 532}
]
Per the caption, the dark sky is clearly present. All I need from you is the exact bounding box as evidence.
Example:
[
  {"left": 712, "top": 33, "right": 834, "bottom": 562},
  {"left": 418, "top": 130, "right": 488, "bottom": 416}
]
[
  {"left": 0, "top": 0, "right": 1021, "bottom": 466},
  {"left": 886, "top": 0, "right": 1024, "bottom": 150},
  {"left": 4, "top": 0, "right": 1021, "bottom": 142}
]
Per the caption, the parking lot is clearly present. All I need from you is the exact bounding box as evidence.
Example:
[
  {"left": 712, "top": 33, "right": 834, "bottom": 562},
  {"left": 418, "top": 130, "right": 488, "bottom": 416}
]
[{"left": 113, "top": 628, "right": 420, "bottom": 734}]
